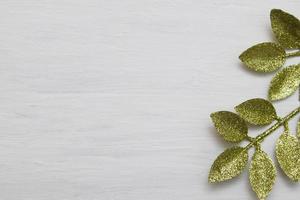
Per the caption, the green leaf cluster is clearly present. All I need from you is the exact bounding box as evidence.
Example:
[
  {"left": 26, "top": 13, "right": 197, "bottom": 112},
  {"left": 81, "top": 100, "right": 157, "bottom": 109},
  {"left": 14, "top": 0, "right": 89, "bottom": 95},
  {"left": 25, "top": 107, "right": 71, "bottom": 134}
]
[
  {"left": 209, "top": 98, "right": 300, "bottom": 199},
  {"left": 239, "top": 9, "right": 300, "bottom": 101},
  {"left": 209, "top": 8, "right": 300, "bottom": 200}
]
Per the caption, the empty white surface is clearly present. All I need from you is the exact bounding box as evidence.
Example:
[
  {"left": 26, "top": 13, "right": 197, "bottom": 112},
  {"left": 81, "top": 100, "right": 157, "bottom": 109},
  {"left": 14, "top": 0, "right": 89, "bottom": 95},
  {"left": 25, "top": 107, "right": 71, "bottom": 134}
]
[{"left": 0, "top": 0, "right": 300, "bottom": 199}]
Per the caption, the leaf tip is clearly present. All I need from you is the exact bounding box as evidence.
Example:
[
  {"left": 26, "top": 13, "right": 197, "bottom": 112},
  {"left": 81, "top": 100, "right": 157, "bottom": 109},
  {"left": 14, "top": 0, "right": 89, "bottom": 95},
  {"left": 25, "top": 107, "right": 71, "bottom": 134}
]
[
  {"left": 268, "top": 91, "right": 277, "bottom": 101},
  {"left": 270, "top": 8, "right": 281, "bottom": 15},
  {"left": 268, "top": 93, "right": 276, "bottom": 101},
  {"left": 208, "top": 173, "right": 217, "bottom": 183},
  {"left": 210, "top": 112, "right": 217, "bottom": 123},
  {"left": 210, "top": 112, "right": 216, "bottom": 118},
  {"left": 238, "top": 52, "right": 245, "bottom": 61}
]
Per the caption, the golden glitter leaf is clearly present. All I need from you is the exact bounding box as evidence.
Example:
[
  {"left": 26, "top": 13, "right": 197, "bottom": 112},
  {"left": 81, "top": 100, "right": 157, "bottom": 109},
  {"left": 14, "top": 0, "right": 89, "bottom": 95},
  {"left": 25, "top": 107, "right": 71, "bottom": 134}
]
[
  {"left": 249, "top": 149, "right": 276, "bottom": 200},
  {"left": 268, "top": 64, "right": 300, "bottom": 101},
  {"left": 209, "top": 146, "right": 248, "bottom": 183},
  {"left": 239, "top": 42, "right": 286, "bottom": 72},
  {"left": 208, "top": 8, "right": 300, "bottom": 199},
  {"left": 235, "top": 98, "right": 277, "bottom": 125},
  {"left": 276, "top": 132, "right": 300, "bottom": 181},
  {"left": 210, "top": 111, "right": 248, "bottom": 142},
  {"left": 271, "top": 9, "right": 300, "bottom": 49}
]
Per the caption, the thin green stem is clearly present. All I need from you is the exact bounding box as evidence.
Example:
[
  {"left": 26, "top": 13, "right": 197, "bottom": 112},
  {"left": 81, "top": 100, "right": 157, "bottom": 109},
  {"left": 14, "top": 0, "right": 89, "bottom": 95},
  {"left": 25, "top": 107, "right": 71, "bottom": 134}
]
[
  {"left": 245, "top": 106, "right": 300, "bottom": 150},
  {"left": 283, "top": 121, "right": 290, "bottom": 132},
  {"left": 286, "top": 50, "right": 300, "bottom": 58}
]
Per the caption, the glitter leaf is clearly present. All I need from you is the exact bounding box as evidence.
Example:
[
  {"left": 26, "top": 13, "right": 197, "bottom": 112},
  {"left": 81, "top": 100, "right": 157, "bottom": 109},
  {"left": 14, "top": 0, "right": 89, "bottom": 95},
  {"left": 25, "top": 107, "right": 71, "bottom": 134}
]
[
  {"left": 271, "top": 9, "right": 300, "bottom": 49},
  {"left": 276, "top": 132, "right": 300, "bottom": 181},
  {"left": 268, "top": 64, "right": 300, "bottom": 101},
  {"left": 209, "top": 146, "right": 248, "bottom": 183},
  {"left": 235, "top": 98, "right": 277, "bottom": 125},
  {"left": 239, "top": 42, "right": 286, "bottom": 72},
  {"left": 249, "top": 149, "right": 276, "bottom": 200},
  {"left": 210, "top": 111, "right": 248, "bottom": 142}
]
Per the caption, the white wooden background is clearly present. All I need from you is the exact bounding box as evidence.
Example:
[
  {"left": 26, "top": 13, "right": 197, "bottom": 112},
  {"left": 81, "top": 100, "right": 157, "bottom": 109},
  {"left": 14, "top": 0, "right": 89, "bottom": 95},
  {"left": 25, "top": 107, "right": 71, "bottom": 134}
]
[{"left": 0, "top": 0, "right": 300, "bottom": 199}]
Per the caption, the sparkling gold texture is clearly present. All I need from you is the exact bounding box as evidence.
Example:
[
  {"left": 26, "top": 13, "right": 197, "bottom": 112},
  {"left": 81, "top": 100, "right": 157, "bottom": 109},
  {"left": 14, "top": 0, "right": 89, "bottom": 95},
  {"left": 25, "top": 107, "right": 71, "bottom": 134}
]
[
  {"left": 271, "top": 9, "right": 300, "bottom": 49},
  {"left": 235, "top": 98, "right": 277, "bottom": 125},
  {"left": 210, "top": 111, "right": 248, "bottom": 142},
  {"left": 209, "top": 8, "right": 300, "bottom": 199},
  {"left": 249, "top": 149, "right": 276, "bottom": 200},
  {"left": 209, "top": 147, "right": 248, "bottom": 183},
  {"left": 297, "top": 120, "right": 300, "bottom": 138},
  {"left": 276, "top": 132, "right": 300, "bottom": 181},
  {"left": 239, "top": 9, "right": 300, "bottom": 101},
  {"left": 239, "top": 42, "right": 286, "bottom": 72},
  {"left": 268, "top": 64, "right": 300, "bottom": 101}
]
